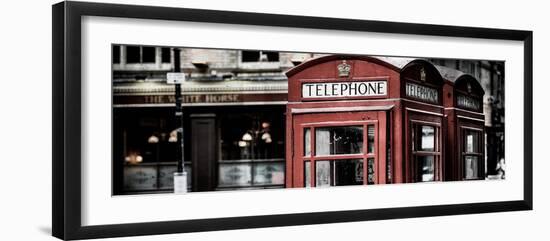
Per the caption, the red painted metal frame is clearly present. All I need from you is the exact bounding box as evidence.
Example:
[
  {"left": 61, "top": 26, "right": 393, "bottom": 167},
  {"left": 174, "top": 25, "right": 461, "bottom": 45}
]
[
  {"left": 289, "top": 112, "right": 386, "bottom": 187},
  {"left": 405, "top": 109, "right": 444, "bottom": 182},
  {"left": 408, "top": 119, "right": 443, "bottom": 182},
  {"left": 456, "top": 115, "right": 485, "bottom": 180}
]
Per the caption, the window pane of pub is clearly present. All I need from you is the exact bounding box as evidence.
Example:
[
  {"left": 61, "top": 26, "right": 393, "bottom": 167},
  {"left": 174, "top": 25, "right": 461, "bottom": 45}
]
[
  {"left": 220, "top": 112, "right": 284, "bottom": 160},
  {"left": 218, "top": 109, "right": 285, "bottom": 189},
  {"left": 116, "top": 109, "right": 182, "bottom": 194},
  {"left": 158, "top": 165, "right": 192, "bottom": 190},
  {"left": 315, "top": 126, "right": 363, "bottom": 156},
  {"left": 315, "top": 159, "right": 363, "bottom": 187},
  {"left": 417, "top": 156, "right": 435, "bottom": 181},
  {"left": 252, "top": 162, "right": 285, "bottom": 185},
  {"left": 158, "top": 165, "right": 176, "bottom": 189},
  {"left": 218, "top": 163, "right": 252, "bottom": 187},
  {"left": 123, "top": 165, "right": 157, "bottom": 191}
]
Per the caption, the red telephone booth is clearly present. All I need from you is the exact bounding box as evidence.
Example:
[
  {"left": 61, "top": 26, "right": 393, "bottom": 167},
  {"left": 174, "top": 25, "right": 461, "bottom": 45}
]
[
  {"left": 400, "top": 60, "right": 446, "bottom": 183},
  {"left": 285, "top": 55, "right": 447, "bottom": 188},
  {"left": 443, "top": 73, "right": 486, "bottom": 181}
]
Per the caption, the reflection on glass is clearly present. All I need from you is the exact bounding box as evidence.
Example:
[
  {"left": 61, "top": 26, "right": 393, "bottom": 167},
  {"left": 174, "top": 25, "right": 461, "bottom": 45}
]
[
  {"left": 304, "top": 161, "right": 311, "bottom": 187},
  {"left": 158, "top": 166, "right": 176, "bottom": 189},
  {"left": 123, "top": 166, "right": 157, "bottom": 190},
  {"left": 357, "top": 160, "right": 365, "bottom": 183},
  {"left": 464, "top": 130, "right": 480, "bottom": 153},
  {"left": 419, "top": 126, "right": 435, "bottom": 151},
  {"left": 253, "top": 163, "right": 285, "bottom": 185},
  {"left": 315, "top": 126, "right": 363, "bottom": 156},
  {"left": 218, "top": 164, "right": 252, "bottom": 187},
  {"left": 304, "top": 128, "right": 311, "bottom": 157},
  {"left": 418, "top": 156, "right": 435, "bottom": 182},
  {"left": 184, "top": 166, "right": 192, "bottom": 189},
  {"left": 367, "top": 158, "right": 375, "bottom": 184},
  {"left": 466, "top": 134, "right": 474, "bottom": 153},
  {"left": 465, "top": 156, "right": 479, "bottom": 179},
  {"left": 334, "top": 160, "right": 363, "bottom": 186},
  {"left": 220, "top": 113, "right": 284, "bottom": 161},
  {"left": 316, "top": 161, "right": 331, "bottom": 187},
  {"left": 315, "top": 159, "right": 363, "bottom": 187},
  {"left": 217, "top": 112, "right": 285, "bottom": 189},
  {"left": 158, "top": 165, "right": 192, "bottom": 189},
  {"left": 367, "top": 125, "right": 375, "bottom": 153}
]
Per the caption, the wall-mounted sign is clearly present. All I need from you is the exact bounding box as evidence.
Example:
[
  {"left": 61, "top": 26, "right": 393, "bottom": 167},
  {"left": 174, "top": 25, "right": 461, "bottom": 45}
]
[
  {"left": 166, "top": 72, "right": 186, "bottom": 84},
  {"left": 301, "top": 81, "right": 387, "bottom": 99},
  {"left": 114, "top": 93, "right": 288, "bottom": 106},
  {"left": 143, "top": 94, "right": 241, "bottom": 104},
  {"left": 457, "top": 94, "right": 481, "bottom": 110},
  {"left": 405, "top": 82, "right": 438, "bottom": 104}
]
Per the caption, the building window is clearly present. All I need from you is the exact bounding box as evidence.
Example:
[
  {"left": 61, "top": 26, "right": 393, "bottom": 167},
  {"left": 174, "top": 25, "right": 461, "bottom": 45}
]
[
  {"left": 463, "top": 129, "right": 483, "bottom": 180},
  {"left": 142, "top": 47, "right": 155, "bottom": 63},
  {"left": 218, "top": 112, "right": 285, "bottom": 189},
  {"left": 161, "top": 47, "right": 171, "bottom": 63},
  {"left": 126, "top": 46, "right": 141, "bottom": 63},
  {"left": 242, "top": 50, "right": 279, "bottom": 62},
  {"left": 125, "top": 45, "right": 156, "bottom": 64},
  {"left": 112, "top": 45, "right": 120, "bottom": 64},
  {"left": 412, "top": 123, "right": 440, "bottom": 182},
  {"left": 115, "top": 109, "right": 191, "bottom": 194}
]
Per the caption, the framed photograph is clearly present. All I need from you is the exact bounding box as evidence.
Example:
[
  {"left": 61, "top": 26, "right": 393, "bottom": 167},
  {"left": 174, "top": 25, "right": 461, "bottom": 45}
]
[{"left": 52, "top": 1, "right": 533, "bottom": 240}]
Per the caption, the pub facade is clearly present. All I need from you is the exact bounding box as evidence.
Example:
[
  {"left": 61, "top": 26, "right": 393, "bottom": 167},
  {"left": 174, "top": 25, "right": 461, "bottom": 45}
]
[{"left": 112, "top": 45, "right": 318, "bottom": 194}]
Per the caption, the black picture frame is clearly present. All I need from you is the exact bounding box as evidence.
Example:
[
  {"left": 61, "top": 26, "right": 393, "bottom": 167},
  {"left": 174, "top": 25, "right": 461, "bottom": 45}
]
[{"left": 52, "top": 1, "right": 533, "bottom": 240}]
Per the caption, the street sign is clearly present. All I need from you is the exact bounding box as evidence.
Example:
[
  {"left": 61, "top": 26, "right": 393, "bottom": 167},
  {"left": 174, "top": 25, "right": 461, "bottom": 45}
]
[
  {"left": 173, "top": 171, "right": 188, "bottom": 194},
  {"left": 166, "top": 72, "right": 186, "bottom": 84}
]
